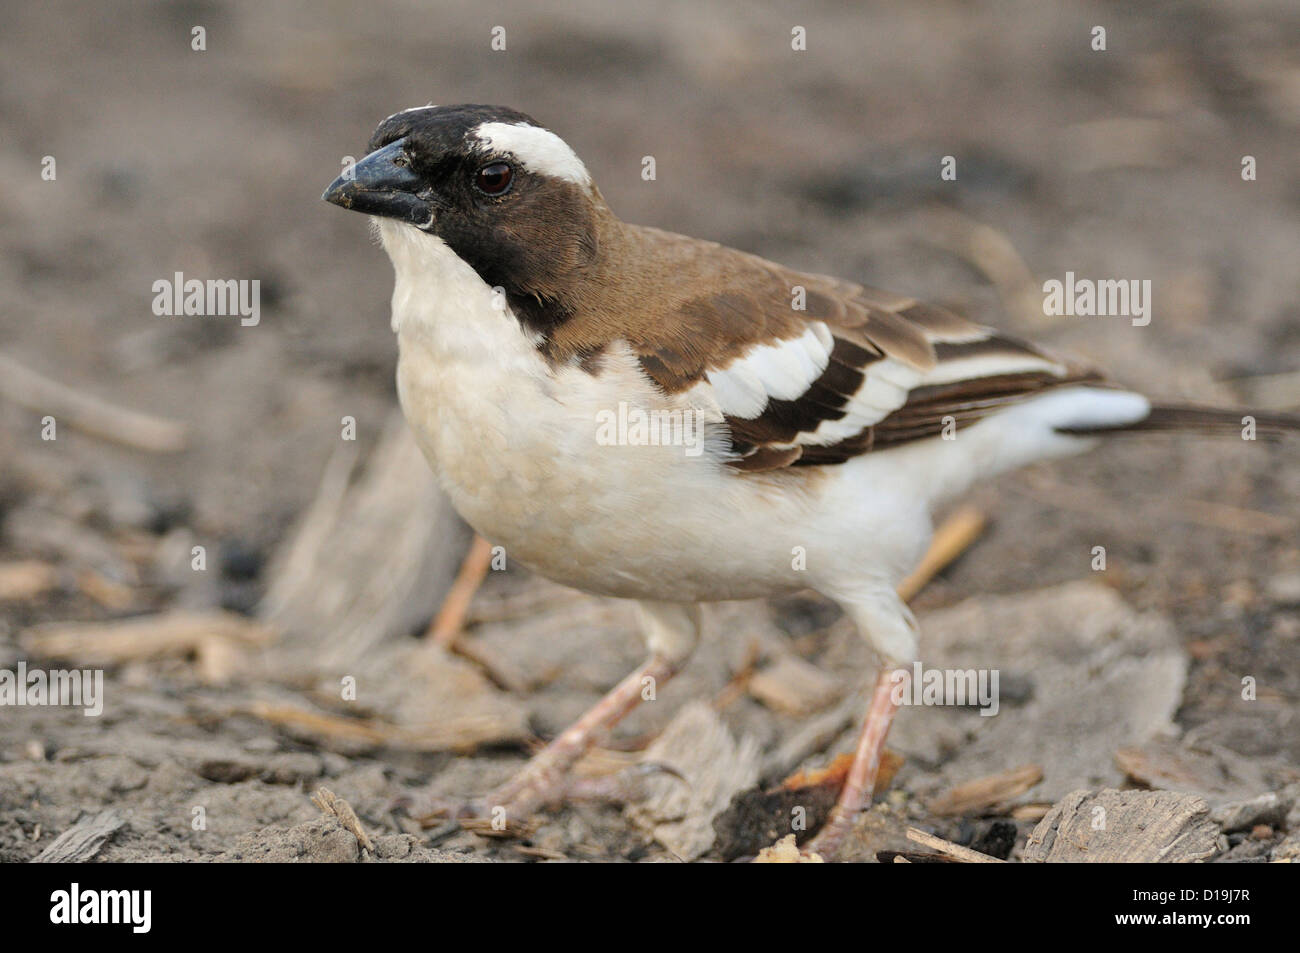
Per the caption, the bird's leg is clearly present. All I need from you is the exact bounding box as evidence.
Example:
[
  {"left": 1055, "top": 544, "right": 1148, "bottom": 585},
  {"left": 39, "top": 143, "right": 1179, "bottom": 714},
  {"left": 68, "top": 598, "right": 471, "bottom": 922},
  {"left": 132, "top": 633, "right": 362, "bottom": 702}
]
[
  {"left": 470, "top": 601, "right": 702, "bottom": 823},
  {"left": 806, "top": 664, "right": 907, "bottom": 857},
  {"left": 481, "top": 652, "right": 680, "bottom": 818}
]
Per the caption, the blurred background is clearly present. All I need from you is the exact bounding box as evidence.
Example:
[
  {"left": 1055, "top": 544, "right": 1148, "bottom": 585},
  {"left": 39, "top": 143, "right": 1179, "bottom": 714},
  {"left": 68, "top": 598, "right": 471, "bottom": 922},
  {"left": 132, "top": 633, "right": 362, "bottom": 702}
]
[{"left": 1, "top": 0, "right": 1297, "bottom": 862}]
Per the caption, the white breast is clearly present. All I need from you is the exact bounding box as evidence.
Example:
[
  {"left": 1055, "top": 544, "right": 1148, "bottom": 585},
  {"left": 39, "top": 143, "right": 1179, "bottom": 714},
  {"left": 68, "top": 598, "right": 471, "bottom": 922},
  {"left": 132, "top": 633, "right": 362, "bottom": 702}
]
[{"left": 381, "top": 223, "right": 750, "bottom": 596}]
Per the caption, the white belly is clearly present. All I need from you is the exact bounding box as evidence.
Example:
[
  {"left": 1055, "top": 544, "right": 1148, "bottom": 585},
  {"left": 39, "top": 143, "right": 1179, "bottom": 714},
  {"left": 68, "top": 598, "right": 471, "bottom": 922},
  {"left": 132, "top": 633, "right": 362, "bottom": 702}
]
[{"left": 397, "top": 331, "right": 763, "bottom": 599}]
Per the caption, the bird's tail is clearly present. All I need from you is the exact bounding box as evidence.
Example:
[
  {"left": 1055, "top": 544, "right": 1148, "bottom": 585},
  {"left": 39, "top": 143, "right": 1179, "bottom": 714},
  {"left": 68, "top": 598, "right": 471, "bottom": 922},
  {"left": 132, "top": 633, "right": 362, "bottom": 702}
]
[{"left": 1059, "top": 404, "right": 1300, "bottom": 440}]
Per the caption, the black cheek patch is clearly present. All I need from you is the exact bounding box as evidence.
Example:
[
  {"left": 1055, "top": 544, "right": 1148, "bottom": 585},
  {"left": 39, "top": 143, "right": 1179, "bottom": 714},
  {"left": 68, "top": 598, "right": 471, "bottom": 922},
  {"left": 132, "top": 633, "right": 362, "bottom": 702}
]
[{"left": 436, "top": 179, "right": 599, "bottom": 342}]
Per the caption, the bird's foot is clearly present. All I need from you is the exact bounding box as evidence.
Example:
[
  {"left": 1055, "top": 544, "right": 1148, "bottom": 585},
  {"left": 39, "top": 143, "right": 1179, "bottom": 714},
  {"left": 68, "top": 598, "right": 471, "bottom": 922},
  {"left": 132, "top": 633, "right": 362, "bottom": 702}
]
[
  {"left": 400, "top": 760, "right": 686, "bottom": 837},
  {"left": 802, "top": 809, "right": 855, "bottom": 860}
]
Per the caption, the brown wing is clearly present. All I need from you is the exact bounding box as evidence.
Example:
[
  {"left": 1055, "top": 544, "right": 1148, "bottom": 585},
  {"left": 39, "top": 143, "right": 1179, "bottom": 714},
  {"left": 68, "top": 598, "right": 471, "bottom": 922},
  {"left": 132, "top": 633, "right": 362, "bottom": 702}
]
[
  {"left": 541, "top": 224, "right": 1101, "bottom": 471},
  {"left": 717, "top": 314, "right": 1103, "bottom": 470}
]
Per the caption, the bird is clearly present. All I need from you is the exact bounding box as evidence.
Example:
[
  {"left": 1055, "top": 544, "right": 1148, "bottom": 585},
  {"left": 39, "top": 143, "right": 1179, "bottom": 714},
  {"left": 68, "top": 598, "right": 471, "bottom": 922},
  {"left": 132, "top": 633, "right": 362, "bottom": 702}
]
[{"left": 322, "top": 103, "right": 1298, "bottom": 858}]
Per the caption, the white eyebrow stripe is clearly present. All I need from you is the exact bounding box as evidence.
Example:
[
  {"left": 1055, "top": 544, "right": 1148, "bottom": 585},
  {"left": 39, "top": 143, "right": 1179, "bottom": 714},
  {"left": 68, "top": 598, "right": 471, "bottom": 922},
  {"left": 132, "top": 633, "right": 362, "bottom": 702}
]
[
  {"left": 384, "top": 103, "right": 437, "bottom": 123},
  {"left": 473, "top": 121, "right": 592, "bottom": 186}
]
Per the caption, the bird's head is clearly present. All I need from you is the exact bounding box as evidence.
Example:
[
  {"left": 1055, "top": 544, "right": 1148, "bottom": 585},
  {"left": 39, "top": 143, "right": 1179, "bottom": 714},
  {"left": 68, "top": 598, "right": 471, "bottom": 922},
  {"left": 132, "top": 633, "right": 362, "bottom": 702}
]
[{"left": 323, "top": 104, "right": 604, "bottom": 325}]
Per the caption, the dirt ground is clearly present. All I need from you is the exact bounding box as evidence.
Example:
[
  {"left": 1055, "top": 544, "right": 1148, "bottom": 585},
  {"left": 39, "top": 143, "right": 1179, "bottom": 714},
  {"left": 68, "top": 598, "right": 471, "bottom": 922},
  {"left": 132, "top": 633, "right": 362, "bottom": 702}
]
[{"left": 1, "top": 1, "right": 1298, "bottom": 862}]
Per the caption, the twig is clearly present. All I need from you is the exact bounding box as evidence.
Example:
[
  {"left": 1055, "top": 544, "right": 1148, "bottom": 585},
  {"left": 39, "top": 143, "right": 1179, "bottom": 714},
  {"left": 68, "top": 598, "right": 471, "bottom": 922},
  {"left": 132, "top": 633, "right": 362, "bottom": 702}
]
[
  {"left": 906, "top": 827, "right": 1005, "bottom": 863},
  {"left": 898, "top": 505, "right": 986, "bottom": 602},
  {"left": 245, "top": 702, "right": 392, "bottom": 746},
  {"left": 0, "top": 351, "right": 187, "bottom": 453},
  {"left": 918, "top": 209, "right": 1041, "bottom": 327},
  {"left": 428, "top": 535, "right": 494, "bottom": 648},
  {"left": 711, "top": 638, "right": 762, "bottom": 711},
  {"left": 312, "top": 788, "right": 374, "bottom": 854}
]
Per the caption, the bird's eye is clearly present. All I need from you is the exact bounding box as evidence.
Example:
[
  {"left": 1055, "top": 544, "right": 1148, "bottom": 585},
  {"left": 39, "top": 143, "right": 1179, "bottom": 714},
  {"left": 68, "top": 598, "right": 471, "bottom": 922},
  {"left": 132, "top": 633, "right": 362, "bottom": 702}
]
[{"left": 474, "top": 162, "right": 514, "bottom": 196}]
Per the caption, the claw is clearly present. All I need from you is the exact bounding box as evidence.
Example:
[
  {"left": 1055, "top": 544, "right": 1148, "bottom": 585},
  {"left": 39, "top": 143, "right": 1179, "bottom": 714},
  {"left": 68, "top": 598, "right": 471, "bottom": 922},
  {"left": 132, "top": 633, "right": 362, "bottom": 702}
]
[{"left": 633, "top": 760, "right": 690, "bottom": 786}]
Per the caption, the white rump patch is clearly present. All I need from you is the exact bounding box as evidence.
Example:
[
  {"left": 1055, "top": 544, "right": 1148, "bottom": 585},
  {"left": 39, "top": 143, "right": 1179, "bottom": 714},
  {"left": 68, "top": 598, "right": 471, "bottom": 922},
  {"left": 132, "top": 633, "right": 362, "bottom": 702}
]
[
  {"left": 707, "top": 325, "right": 833, "bottom": 420},
  {"left": 473, "top": 122, "right": 591, "bottom": 186},
  {"left": 1024, "top": 387, "right": 1151, "bottom": 431}
]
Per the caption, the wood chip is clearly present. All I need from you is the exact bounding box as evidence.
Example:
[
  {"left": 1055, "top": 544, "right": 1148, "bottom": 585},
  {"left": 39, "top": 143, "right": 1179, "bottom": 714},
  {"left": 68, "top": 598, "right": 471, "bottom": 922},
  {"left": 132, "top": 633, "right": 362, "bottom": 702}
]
[
  {"left": 1212, "top": 793, "right": 1292, "bottom": 833},
  {"left": 442, "top": 636, "right": 530, "bottom": 695},
  {"left": 21, "top": 610, "right": 273, "bottom": 670},
  {"left": 928, "top": 764, "right": 1044, "bottom": 816},
  {"left": 781, "top": 750, "right": 903, "bottom": 796},
  {"left": 514, "top": 844, "right": 568, "bottom": 861},
  {"left": 747, "top": 653, "right": 842, "bottom": 716},
  {"left": 243, "top": 694, "right": 527, "bottom": 755},
  {"left": 76, "top": 569, "right": 135, "bottom": 610},
  {"left": 753, "top": 834, "right": 823, "bottom": 863},
  {"left": 1024, "top": 789, "right": 1220, "bottom": 862},
  {"left": 0, "top": 560, "right": 58, "bottom": 602},
  {"left": 32, "top": 809, "right": 126, "bottom": 863},
  {"left": 626, "top": 701, "right": 762, "bottom": 861},
  {"left": 1115, "top": 739, "right": 1291, "bottom": 807},
  {"left": 259, "top": 412, "right": 470, "bottom": 671},
  {"left": 915, "top": 580, "right": 1186, "bottom": 802},
  {"left": 235, "top": 641, "right": 529, "bottom": 754},
  {"left": 1010, "top": 803, "right": 1053, "bottom": 822}
]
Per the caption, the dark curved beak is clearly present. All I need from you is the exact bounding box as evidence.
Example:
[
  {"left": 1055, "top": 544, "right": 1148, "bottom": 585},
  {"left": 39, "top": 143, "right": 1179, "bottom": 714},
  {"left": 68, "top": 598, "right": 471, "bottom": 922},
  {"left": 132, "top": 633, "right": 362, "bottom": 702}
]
[{"left": 321, "top": 138, "right": 431, "bottom": 227}]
